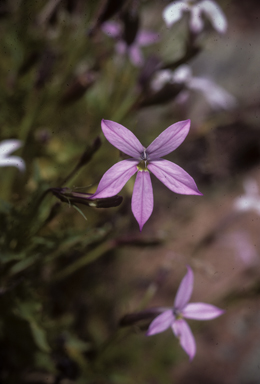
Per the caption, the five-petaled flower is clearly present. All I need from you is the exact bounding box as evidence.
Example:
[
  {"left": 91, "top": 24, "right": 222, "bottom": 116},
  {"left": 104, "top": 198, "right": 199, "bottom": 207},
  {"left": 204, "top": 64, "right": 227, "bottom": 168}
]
[
  {"left": 163, "top": 0, "right": 227, "bottom": 34},
  {"left": 90, "top": 119, "right": 202, "bottom": 231},
  {"left": 0, "top": 139, "right": 25, "bottom": 171},
  {"left": 146, "top": 266, "right": 224, "bottom": 360},
  {"left": 102, "top": 21, "right": 160, "bottom": 67}
]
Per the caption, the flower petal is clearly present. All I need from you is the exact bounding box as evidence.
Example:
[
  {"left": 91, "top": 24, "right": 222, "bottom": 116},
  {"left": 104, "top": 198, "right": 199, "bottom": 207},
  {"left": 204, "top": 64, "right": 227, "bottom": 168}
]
[
  {"left": 174, "top": 266, "right": 194, "bottom": 310},
  {"left": 101, "top": 119, "right": 144, "bottom": 158},
  {"left": 128, "top": 45, "right": 144, "bottom": 67},
  {"left": 189, "top": 6, "right": 204, "bottom": 33},
  {"left": 189, "top": 78, "right": 236, "bottom": 110},
  {"left": 136, "top": 30, "right": 160, "bottom": 46},
  {"left": 91, "top": 160, "right": 138, "bottom": 198},
  {"left": 162, "top": 2, "right": 188, "bottom": 27},
  {"left": 146, "top": 120, "right": 190, "bottom": 159},
  {"left": 101, "top": 21, "right": 122, "bottom": 38},
  {"left": 148, "top": 159, "right": 202, "bottom": 195},
  {"left": 0, "top": 139, "right": 23, "bottom": 157},
  {"left": 131, "top": 171, "right": 154, "bottom": 231},
  {"left": 0, "top": 156, "right": 25, "bottom": 171},
  {"left": 146, "top": 309, "right": 174, "bottom": 336},
  {"left": 182, "top": 303, "right": 225, "bottom": 320},
  {"left": 172, "top": 319, "right": 196, "bottom": 361},
  {"left": 199, "top": 0, "right": 227, "bottom": 34}
]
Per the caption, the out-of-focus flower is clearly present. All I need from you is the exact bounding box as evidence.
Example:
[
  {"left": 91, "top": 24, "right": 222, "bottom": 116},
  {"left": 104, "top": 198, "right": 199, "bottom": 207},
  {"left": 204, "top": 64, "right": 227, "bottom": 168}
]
[
  {"left": 151, "top": 65, "right": 236, "bottom": 110},
  {"left": 102, "top": 21, "right": 160, "bottom": 67},
  {"left": 234, "top": 178, "right": 260, "bottom": 215},
  {"left": 147, "top": 266, "right": 224, "bottom": 360},
  {"left": 90, "top": 119, "right": 202, "bottom": 231},
  {"left": 0, "top": 140, "right": 25, "bottom": 171},
  {"left": 223, "top": 231, "right": 258, "bottom": 266},
  {"left": 163, "top": 0, "right": 227, "bottom": 34}
]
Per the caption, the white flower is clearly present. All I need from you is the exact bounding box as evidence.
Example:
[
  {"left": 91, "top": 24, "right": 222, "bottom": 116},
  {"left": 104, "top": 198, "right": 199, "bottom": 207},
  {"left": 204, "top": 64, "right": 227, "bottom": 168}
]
[
  {"left": 0, "top": 140, "right": 25, "bottom": 171},
  {"left": 234, "top": 179, "right": 260, "bottom": 215},
  {"left": 151, "top": 65, "right": 236, "bottom": 110},
  {"left": 163, "top": 0, "right": 227, "bottom": 34}
]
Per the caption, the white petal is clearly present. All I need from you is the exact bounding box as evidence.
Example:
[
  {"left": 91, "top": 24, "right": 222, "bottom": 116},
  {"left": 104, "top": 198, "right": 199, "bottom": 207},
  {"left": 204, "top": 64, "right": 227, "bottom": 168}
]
[
  {"left": 162, "top": 1, "right": 188, "bottom": 27},
  {"left": 0, "top": 156, "right": 25, "bottom": 171},
  {"left": 0, "top": 139, "right": 23, "bottom": 158},
  {"left": 199, "top": 0, "right": 227, "bottom": 34},
  {"left": 189, "top": 6, "right": 204, "bottom": 33}
]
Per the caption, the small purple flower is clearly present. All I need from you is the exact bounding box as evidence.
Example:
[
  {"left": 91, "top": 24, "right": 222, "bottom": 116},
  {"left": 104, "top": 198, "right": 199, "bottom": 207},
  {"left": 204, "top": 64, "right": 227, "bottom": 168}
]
[
  {"left": 147, "top": 266, "right": 224, "bottom": 360},
  {"left": 163, "top": 0, "right": 227, "bottom": 34},
  {"left": 90, "top": 119, "right": 202, "bottom": 231},
  {"left": 102, "top": 21, "right": 160, "bottom": 67},
  {"left": 0, "top": 139, "right": 25, "bottom": 171}
]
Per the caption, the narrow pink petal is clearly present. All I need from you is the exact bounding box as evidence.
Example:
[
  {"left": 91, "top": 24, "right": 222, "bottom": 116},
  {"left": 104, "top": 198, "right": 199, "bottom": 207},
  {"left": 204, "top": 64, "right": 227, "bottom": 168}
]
[
  {"left": 101, "top": 119, "right": 144, "bottom": 158},
  {"left": 148, "top": 159, "right": 202, "bottom": 195},
  {"left": 131, "top": 171, "right": 154, "bottom": 231},
  {"left": 0, "top": 139, "right": 23, "bottom": 157},
  {"left": 128, "top": 45, "right": 144, "bottom": 67},
  {"left": 182, "top": 303, "right": 225, "bottom": 320},
  {"left": 0, "top": 156, "right": 25, "bottom": 171},
  {"left": 146, "top": 309, "right": 174, "bottom": 336},
  {"left": 91, "top": 160, "right": 138, "bottom": 199},
  {"left": 172, "top": 319, "right": 196, "bottom": 361},
  {"left": 174, "top": 266, "right": 194, "bottom": 310},
  {"left": 146, "top": 120, "right": 190, "bottom": 159},
  {"left": 137, "top": 30, "right": 160, "bottom": 46}
]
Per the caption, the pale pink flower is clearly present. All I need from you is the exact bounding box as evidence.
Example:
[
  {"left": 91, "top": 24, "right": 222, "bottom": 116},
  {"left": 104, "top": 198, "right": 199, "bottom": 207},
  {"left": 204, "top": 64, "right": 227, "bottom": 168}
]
[
  {"left": 151, "top": 65, "right": 236, "bottom": 110},
  {"left": 147, "top": 266, "right": 224, "bottom": 360},
  {"left": 90, "top": 119, "right": 202, "bottom": 231},
  {"left": 102, "top": 21, "right": 160, "bottom": 67},
  {"left": 0, "top": 140, "right": 25, "bottom": 171},
  {"left": 163, "top": 0, "right": 227, "bottom": 34}
]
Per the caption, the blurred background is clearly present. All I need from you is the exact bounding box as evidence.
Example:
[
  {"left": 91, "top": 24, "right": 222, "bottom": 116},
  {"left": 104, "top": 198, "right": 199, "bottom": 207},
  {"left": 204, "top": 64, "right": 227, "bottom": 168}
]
[{"left": 1, "top": 0, "right": 260, "bottom": 383}]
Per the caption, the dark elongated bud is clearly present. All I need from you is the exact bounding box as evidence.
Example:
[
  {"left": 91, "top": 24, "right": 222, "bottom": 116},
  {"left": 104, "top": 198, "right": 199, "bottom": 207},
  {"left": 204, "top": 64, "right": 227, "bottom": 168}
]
[
  {"left": 121, "top": 10, "right": 139, "bottom": 46},
  {"left": 119, "top": 308, "right": 165, "bottom": 327},
  {"left": 51, "top": 188, "right": 123, "bottom": 208}
]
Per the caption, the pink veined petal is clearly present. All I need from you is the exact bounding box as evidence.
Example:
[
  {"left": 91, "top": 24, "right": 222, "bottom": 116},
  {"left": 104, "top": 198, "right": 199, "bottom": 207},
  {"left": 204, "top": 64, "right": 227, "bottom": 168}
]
[
  {"left": 136, "top": 30, "right": 160, "bottom": 46},
  {"left": 148, "top": 159, "right": 202, "bottom": 195},
  {"left": 131, "top": 171, "right": 154, "bottom": 231},
  {"left": 101, "top": 119, "right": 144, "bottom": 158},
  {"left": 146, "top": 120, "right": 190, "bottom": 159},
  {"left": 199, "top": 0, "right": 227, "bottom": 34},
  {"left": 182, "top": 302, "right": 225, "bottom": 320},
  {"left": 0, "top": 139, "right": 23, "bottom": 157},
  {"left": 101, "top": 21, "right": 122, "bottom": 38},
  {"left": 128, "top": 44, "right": 144, "bottom": 67},
  {"left": 172, "top": 319, "right": 196, "bottom": 361},
  {"left": 174, "top": 266, "right": 194, "bottom": 310},
  {"left": 91, "top": 159, "right": 138, "bottom": 199},
  {"left": 162, "top": 2, "right": 188, "bottom": 27},
  {"left": 189, "top": 6, "right": 204, "bottom": 33},
  {"left": 146, "top": 309, "right": 174, "bottom": 336},
  {"left": 0, "top": 156, "right": 25, "bottom": 171}
]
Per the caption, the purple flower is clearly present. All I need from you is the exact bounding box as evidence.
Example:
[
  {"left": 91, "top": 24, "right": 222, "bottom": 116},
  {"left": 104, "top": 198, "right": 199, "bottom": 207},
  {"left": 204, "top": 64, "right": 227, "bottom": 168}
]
[
  {"left": 0, "top": 139, "right": 25, "bottom": 171},
  {"left": 90, "top": 119, "right": 202, "bottom": 231},
  {"left": 147, "top": 266, "right": 224, "bottom": 360},
  {"left": 163, "top": 0, "right": 227, "bottom": 34},
  {"left": 102, "top": 21, "right": 160, "bottom": 67}
]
